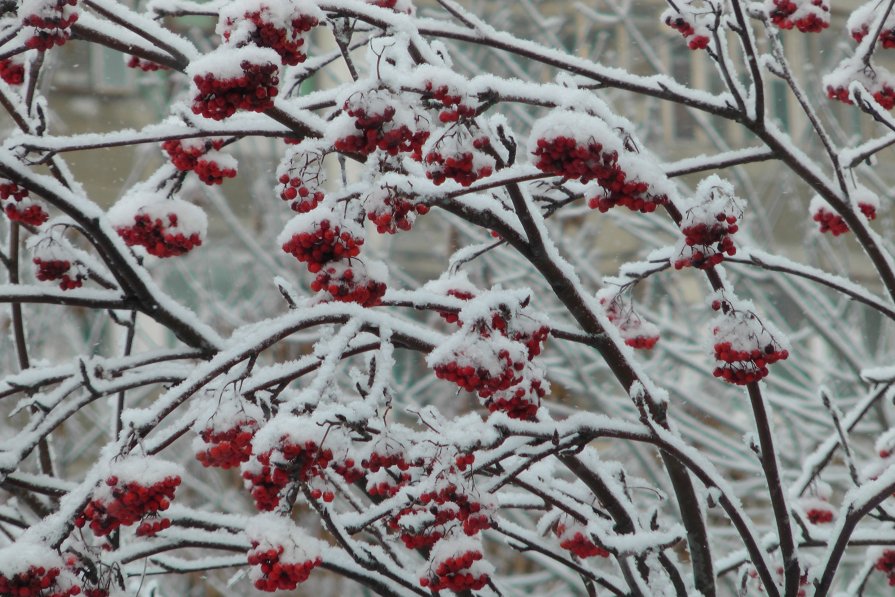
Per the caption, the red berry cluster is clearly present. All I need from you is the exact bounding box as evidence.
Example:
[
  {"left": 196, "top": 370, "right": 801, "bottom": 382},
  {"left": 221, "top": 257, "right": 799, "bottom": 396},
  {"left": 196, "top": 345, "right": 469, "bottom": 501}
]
[
  {"left": 330, "top": 456, "right": 363, "bottom": 484},
  {"left": 424, "top": 81, "right": 476, "bottom": 122},
  {"left": 310, "top": 262, "right": 386, "bottom": 307},
  {"left": 674, "top": 214, "right": 739, "bottom": 270},
  {"left": 162, "top": 138, "right": 225, "bottom": 171},
  {"left": 852, "top": 24, "right": 895, "bottom": 48},
  {"left": 220, "top": 9, "right": 318, "bottom": 66},
  {"left": 135, "top": 517, "right": 172, "bottom": 537},
  {"left": 126, "top": 55, "right": 166, "bottom": 72},
  {"left": 22, "top": 0, "right": 79, "bottom": 50},
  {"left": 33, "top": 258, "right": 84, "bottom": 290},
  {"left": 195, "top": 421, "right": 258, "bottom": 469},
  {"left": 281, "top": 219, "right": 363, "bottom": 272},
  {"left": 247, "top": 544, "right": 321, "bottom": 592},
  {"left": 587, "top": 179, "right": 667, "bottom": 213},
  {"left": 278, "top": 172, "right": 324, "bottom": 213},
  {"left": 362, "top": 451, "right": 418, "bottom": 497},
  {"left": 191, "top": 60, "right": 279, "bottom": 120},
  {"left": 242, "top": 440, "right": 334, "bottom": 511},
  {"left": 0, "top": 58, "right": 25, "bottom": 85},
  {"left": 532, "top": 135, "right": 618, "bottom": 183},
  {"left": 1, "top": 180, "right": 49, "bottom": 226},
  {"left": 812, "top": 202, "right": 876, "bottom": 235},
  {"left": 366, "top": 189, "right": 429, "bottom": 234},
  {"left": 75, "top": 474, "right": 180, "bottom": 537},
  {"left": 420, "top": 550, "right": 489, "bottom": 592},
  {"left": 193, "top": 152, "right": 237, "bottom": 185},
  {"left": 0, "top": 565, "right": 79, "bottom": 597},
  {"left": 600, "top": 292, "right": 659, "bottom": 350},
  {"left": 876, "top": 550, "right": 895, "bottom": 586},
  {"left": 484, "top": 378, "right": 545, "bottom": 419},
  {"left": 334, "top": 94, "right": 428, "bottom": 157},
  {"left": 434, "top": 349, "right": 524, "bottom": 395},
  {"left": 116, "top": 213, "right": 202, "bottom": 258},
  {"left": 555, "top": 522, "right": 610, "bottom": 559},
  {"left": 710, "top": 300, "right": 789, "bottom": 385},
  {"left": 425, "top": 136, "right": 494, "bottom": 186},
  {"left": 439, "top": 289, "right": 475, "bottom": 324},
  {"left": 663, "top": 13, "right": 709, "bottom": 49},
  {"left": 827, "top": 82, "right": 895, "bottom": 110},
  {"left": 769, "top": 0, "right": 829, "bottom": 32},
  {"left": 806, "top": 507, "right": 833, "bottom": 524}
]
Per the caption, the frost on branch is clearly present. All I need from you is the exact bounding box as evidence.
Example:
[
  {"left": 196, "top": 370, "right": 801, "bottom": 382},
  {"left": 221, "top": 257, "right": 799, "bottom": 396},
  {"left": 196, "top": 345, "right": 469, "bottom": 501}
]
[
  {"left": 710, "top": 295, "right": 790, "bottom": 385},
  {"left": 246, "top": 513, "right": 324, "bottom": 591},
  {"left": 217, "top": 0, "right": 322, "bottom": 66},
  {"left": 673, "top": 175, "right": 743, "bottom": 270},
  {"left": 107, "top": 191, "right": 207, "bottom": 258}
]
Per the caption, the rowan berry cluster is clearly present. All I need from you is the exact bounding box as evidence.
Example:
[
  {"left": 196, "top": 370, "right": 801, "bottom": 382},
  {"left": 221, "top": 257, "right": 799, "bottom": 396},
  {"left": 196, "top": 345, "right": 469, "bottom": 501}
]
[
  {"left": 365, "top": 186, "right": 429, "bottom": 234},
  {"left": 22, "top": 0, "right": 79, "bottom": 50},
  {"left": 280, "top": 217, "right": 363, "bottom": 272},
  {"left": 768, "top": 0, "right": 830, "bottom": 32},
  {"left": 278, "top": 173, "right": 324, "bottom": 213},
  {"left": 674, "top": 185, "right": 743, "bottom": 269},
  {"left": 0, "top": 57, "right": 25, "bottom": 85},
  {"left": 555, "top": 521, "right": 610, "bottom": 559},
  {"left": 599, "top": 289, "right": 660, "bottom": 350},
  {"left": 218, "top": 1, "right": 319, "bottom": 66},
  {"left": 532, "top": 134, "right": 619, "bottom": 183},
  {"left": 310, "top": 260, "right": 387, "bottom": 307},
  {"left": 662, "top": 10, "right": 710, "bottom": 49},
  {"left": 126, "top": 55, "right": 166, "bottom": 72},
  {"left": 242, "top": 439, "right": 334, "bottom": 511},
  {"left": 334, "top": 89, "right": 428, "bottom": 157},
  {"left": 423, "top": 80, "right": 476, "bottom": 122},
  {"left": 851, "top": 24, "right": 895, "bottom": 47},
  {"left": 420, "top": 548, "right": 490, "bottom": 592},
  {"left": 710, "top": 299, "right": 789, "bottom": 385},
  {"left": 190, "top": 51, "right": 280, "bottom": 120},
  {"left": 876, "top": 550, "right": 895, "bottom": 586},
  {"left": 33, "top": 258, "right": 85, "bottom": 290},
  {"left": 0, "top": 565, "right": 79, "bottom": 597},
  {"left": 195, "top": 420, "right": 258, "bottom": 469},
  {"left": 75, "top": 474, "right": 181, "bottom": 537},
  {"left": 425, "top": 132, "right": 495, "bottom": 186},
  {"left": 247, "top": 543, "right": 322, "bottom": 592},
  {"left": 116, "top": 213, "right": 202, "bottom": 257},
  {"left": 810, "top": 195, "right": 877, "bottom": 235},
  {"left": 162, "top": 138, "right": 237, "bottom": 185},
  {"left": 827, "top": 79, "right": 895, "bottom": 110},
  {"left": 363, "top": 449, "right": 419, "bottom": 497},
  {"left": 1, "top": 181, "right": 49, "bottom": 226}
]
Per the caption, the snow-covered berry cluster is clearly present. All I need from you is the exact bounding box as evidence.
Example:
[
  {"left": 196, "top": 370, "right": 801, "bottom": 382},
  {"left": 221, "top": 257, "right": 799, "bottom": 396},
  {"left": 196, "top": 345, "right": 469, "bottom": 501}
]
[
  {"left": 195, "top": 420, "right": 258, "bottom": 469},
  {"left": 362, "top": 441, "right": 422, "bottom": 497},
  {"left": 32, "top": 256, "right": 85, "bottom": 290},
  {"left": 217, "top": 0, "right": 322, "bottom": 66},
  {"left": 107, "top": 193, "right": 207, "bottom": 258},
  {"left": 674, "top": 176, "right": 744, "bottom": 269},
  {"left": 365, "top": 185, "right": 429, "bottom": 233},
  {"left": 424, "top": 127, "right": 495, "bottom": 186},
  {"left": 710, "top": 297, "right": 790, "bottom": 385},
  {"left": 428, "top": 292, "right": 549, "bottom": 419},
  {"left": 275, "top": 145, "right": 326, "bottom": 213},
  {"left": 20, "top": 0, "right": 79, "bottom": 50},
  {"left": 188, "top": 47, "right": 280, "bottom": 120},
  {"left": 554, "top": 520, "right": 610, "bottom": 559},
  {"left": 0, "top": 545, "right": 81, "bottom": 597},
  {"left": 1, "top": 179, "right": 49, "bottom": 226},
  {"left": 366, "top": 0, "right": 414, "bottom": 12},
  {"left": 310, "top": 259, "right": 388, "bottom": 307},
  {"left": 279, "top": 210, "right": 364, "bottom": 272},
  {"left": 423, "top": 78, "right": 477, "bottom": 123},
  {"left": 766, "top": 0, "right": 830, "bottom": 32},
  {"left": 661, "top": 5, "right": 711, "bottom": 50},
  {"left": 0, "top": 56, "right": 26, "bottom": 85},
  {"left": 419, "top": 533, "right": 493, "bottom": 592},
  {"left": 799, "top": 496, "right": 834, "bottom": 525},
  {"left": 246, "top": 514, "right": 324, "bottom": 592},
  {"left": 332, "top": 88, "right": 429, "bottom": 157},
  {"left": 530, "top": 111, "right": 668, "bottom": 212},
  {"left": 825, "top": 59, "right": 895, "bottom": 110},
  {"left": 848, "top": 2, "right": 895, "bottom": 48},
  {"left": 809, "top": 189, "right": 878, "bottom": 236},
  {"left": 75, "top": 459, "right": 181, "bottom": 537},
  {"left": 162, "top": 138, "right": 237, "bottom": 185},
  {"left": 598, "top": 287, "right": 660, "bottom": 350}
]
